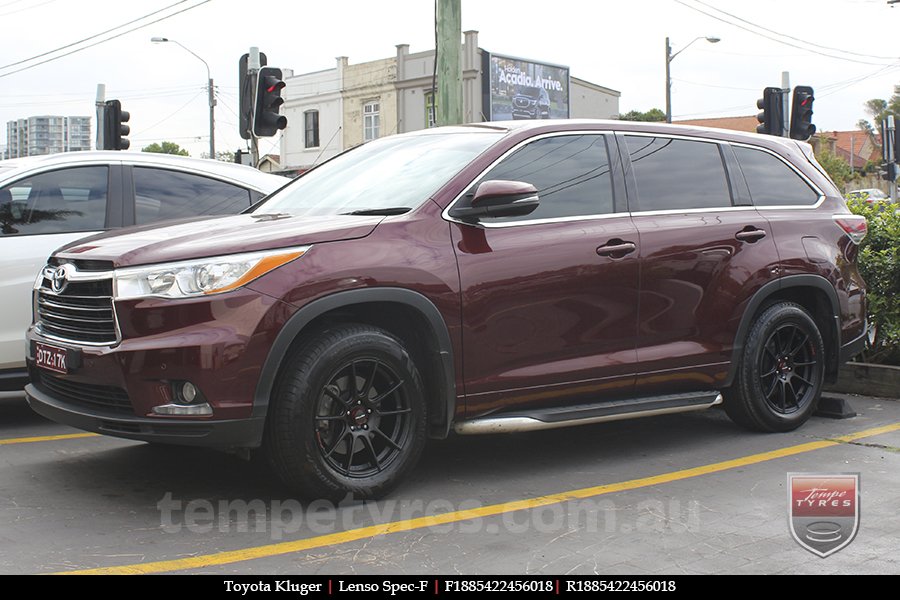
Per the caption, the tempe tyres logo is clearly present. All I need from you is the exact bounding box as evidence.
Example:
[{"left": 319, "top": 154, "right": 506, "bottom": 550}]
[{"left": 788, "top": 473, "right": 859, "bottom": 557}]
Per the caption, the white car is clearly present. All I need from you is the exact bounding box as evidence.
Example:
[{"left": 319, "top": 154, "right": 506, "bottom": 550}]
[
  {"left": 0, "top": 151, "right": 287, "bottom": 391},
  {"left": 846, "top": 188, "right": 889, "bottom": 202}
]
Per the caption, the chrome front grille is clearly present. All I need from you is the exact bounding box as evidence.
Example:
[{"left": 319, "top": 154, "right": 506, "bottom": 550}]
[{"left": 35, "top": 262, "right": 118, "bottom": 345}]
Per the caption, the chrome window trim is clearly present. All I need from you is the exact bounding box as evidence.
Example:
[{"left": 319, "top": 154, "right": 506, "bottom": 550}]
[
  {"left": 443, "top": 130, "right": 830, "bottom": 229},
  {"left": 441, "top": 130, "right": 624, "bottom": 229},
  {"left": 620, "top": 131, "right": 826, "bottom": 212}
]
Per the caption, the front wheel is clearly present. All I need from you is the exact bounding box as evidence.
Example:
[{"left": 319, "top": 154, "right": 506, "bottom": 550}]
[
  {"left": 264, "top": 325, "right": 427, "bottom": 500},
  {"left": 724, "top": 302, "right": 825, "bottom": 432}
]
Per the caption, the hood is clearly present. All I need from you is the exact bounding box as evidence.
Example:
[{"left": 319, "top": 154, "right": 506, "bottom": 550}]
[{"left": 55, "top": 213, "right": 383, "bottom": 267}]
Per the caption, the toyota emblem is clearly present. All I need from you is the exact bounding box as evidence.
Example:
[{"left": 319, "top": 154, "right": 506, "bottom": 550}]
[{"left": 50, "top": 266, "right": 68, "bottom": 293}]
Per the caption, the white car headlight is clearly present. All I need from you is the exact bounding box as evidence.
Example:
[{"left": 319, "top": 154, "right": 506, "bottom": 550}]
[{"left": 114, "top": 246, "right": 310, "bottom": 300}]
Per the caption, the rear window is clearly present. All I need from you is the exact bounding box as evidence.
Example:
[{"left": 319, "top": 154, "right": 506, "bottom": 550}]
[
  {"left": 733, "top": 146, "right": 820, "bottom": 207},
  {"left": 625, "top": 136, "right": 732, "bottom": 211}
]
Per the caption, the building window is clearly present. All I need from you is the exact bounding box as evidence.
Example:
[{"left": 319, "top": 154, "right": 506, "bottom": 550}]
[
  {"left": 363, "top": 101, "right": 380, "bottom": 141},
  {"left": 425, "top": 91, "right": 437, "bottom": 128},
  {"left": 304, "top": 110, "right": 320, "bottom": 148}
]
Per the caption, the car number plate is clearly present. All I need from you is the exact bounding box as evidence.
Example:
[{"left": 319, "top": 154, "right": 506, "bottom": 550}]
[{"left": 35, "top": 342, "right": 69, "bottom": 374}]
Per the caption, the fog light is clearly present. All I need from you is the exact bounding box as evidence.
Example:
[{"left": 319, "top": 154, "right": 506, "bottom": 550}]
[
  {"left": 152, "top": 402, "right": 213, "bottom": 416},
  {"left": 181, "top": 381, "right": 198, "bottom": 404}
]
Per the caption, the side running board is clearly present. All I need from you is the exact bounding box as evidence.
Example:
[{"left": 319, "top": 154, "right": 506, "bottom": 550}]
[{"left": 453, "top": 391, "right": 723, "bottom": 435}]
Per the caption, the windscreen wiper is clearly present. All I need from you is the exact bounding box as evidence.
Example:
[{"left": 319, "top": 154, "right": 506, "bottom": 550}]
[{"left": 342, "top": 207, "right": 412, "bottom": 216}]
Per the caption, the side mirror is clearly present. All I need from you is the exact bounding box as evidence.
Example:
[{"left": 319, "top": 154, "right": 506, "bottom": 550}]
[{"left": 448, "top": 180, "right": 540, "bottom": 220}]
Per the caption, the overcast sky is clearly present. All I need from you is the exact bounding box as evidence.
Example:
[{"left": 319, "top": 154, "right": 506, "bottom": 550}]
[{"left": 2, "top": 0, "right": 899, "bottom": 158}]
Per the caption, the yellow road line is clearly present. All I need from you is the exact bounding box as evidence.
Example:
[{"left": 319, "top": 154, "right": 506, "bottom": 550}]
[
  {"left": 58, "top": 421, "right": 900, "bottom": 575},
  {"left": 0, "top": 432, "right": 98, "bottom": 446}
]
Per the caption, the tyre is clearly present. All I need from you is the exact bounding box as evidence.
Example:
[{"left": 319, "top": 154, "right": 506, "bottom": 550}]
[
  {"left": 724, "top": 302, "right": 825, "bottom": 432},
  {"left": 264, "top": 324, "right": 427, "bottom": 500}
]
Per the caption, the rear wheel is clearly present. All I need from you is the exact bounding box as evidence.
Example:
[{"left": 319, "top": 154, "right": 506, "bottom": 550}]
[
  {"left": 724, "top": 302, "right": 825, "bottom": 432},
  {"left": 264, "top": 325, "right": 427, "bottom": 500}
]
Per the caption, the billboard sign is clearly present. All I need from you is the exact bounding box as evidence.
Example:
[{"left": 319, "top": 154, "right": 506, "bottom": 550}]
[{"left": 484, "top": 53, "right": 570, "bottom": 122}]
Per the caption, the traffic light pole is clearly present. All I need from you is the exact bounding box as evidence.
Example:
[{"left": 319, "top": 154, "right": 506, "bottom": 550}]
[
  {"left": 248, "top": 47, "right": 261, "bottom": 167},
  {"left": 95, "top": 84, "right": 106, "bottom": 151},
  {"left": 890, "top": 116, "right": 897, "bottom": 202},
  {"left": 781, "top": 72, "right": 790, "bottom": 138}
]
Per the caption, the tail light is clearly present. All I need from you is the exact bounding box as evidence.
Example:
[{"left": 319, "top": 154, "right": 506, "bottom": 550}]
[{"left": 833, "top": 215, "right": 867, "bottom": 245}]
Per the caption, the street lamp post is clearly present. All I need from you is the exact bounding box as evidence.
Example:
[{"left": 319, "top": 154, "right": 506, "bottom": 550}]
[
  {"left": 665, "top": 35, "right": 720, "bottom": 124},
  {"left": 151, "top": 37, "right": 215, "bottom": 158}
]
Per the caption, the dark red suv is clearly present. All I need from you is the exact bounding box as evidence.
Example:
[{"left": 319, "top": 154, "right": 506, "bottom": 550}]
[{"left": 25, "top": 121, "right": 868, "bottom": 499}]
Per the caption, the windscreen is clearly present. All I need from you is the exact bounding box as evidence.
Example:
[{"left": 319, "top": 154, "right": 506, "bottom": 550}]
[{"left": 255, "top": 131, "right": 501, "bottom": 217}]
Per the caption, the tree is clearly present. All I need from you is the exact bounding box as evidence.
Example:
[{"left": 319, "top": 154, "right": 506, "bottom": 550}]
[
  {"left": 142, "top": 141, "right": 189, "bottom": 156},
  {"left": 816, "top": 150, "right": 854, "bottom": 190},
  {"left": 617, "top": 108, "right": 666, "bottom": 122},
  {"left": 857, "top": 119, "right": 875, "bottom": 136}
]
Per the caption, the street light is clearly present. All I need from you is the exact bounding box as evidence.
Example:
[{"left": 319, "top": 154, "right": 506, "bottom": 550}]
[
  {"left": 151, "top": 36, "right": 216, "bottom": 158},
  {"left": 665, "top": 35, "right": 720, "bottom": 124}
]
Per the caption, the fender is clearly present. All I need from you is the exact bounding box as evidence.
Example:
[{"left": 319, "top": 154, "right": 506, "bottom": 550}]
[
  {"left": 252, "top": 287, "right": 457, "bottom": 438},
  {"left": 724, "top": 274, "right": 841, "bottom": 387}
]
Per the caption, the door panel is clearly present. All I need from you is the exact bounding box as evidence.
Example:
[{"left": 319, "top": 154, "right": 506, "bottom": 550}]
[
  {"left": 630, "top": 210, "right": 778, "bottom": 394},
  {"left": 449, "top": 133, "right": 639, "bottom": 417},
  {"left": 453, "top": 218, "right": 640, "bottom": 415}
]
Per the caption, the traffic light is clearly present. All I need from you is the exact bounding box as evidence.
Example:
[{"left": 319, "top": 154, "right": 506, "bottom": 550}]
[
  {"left": 879, "top": 162, "right": 896, "bottom": 181},
  {"left": 253, "top": 66, "right": 287, "bottom": 137},
  {"left": 103, "top": 99, "right": 130, "bottom": 150},
  {"left": 238, "top": 52, "right": 266, "bottom": 140},
  {"left": 789, "top": 86, "right": 816, "bottom": 141},
  {"left": 756, "top": 87, "right": 784, "bottom": 136}
]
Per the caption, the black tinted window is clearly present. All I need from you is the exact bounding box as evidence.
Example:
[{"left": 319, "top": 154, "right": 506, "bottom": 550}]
[
  {"left": 133, "top": 168, "right": 251, "bottom": 224},
  {"left": 475, "top": 135, "right": 614, "bottom": 222},
  {"left": 625, "top": 136, "right": 732, "bottom": 211},
  {"left": 733, "top": 146, "right": 819, "bottom": 206},
  {"left": 0, "top": 166, "right": 108, "bottom": 236}
]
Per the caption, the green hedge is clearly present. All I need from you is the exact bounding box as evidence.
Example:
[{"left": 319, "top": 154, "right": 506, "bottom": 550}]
[{"left": 847, "top": 197, "right": 900, "bottom": 365}]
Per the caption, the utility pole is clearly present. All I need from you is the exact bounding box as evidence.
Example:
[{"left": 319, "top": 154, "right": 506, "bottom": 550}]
[
  {"left": 95, "top": 84, "right": 106, "bottom": 151},
  {"left": 781, "top": 71, "right": 790, "bottom": 138},
  {"left": 208, "top": 75, "right": 216, "bottom": 159},
  {"left": 436, "top": 0, "right": 463, "bottom": 126}
]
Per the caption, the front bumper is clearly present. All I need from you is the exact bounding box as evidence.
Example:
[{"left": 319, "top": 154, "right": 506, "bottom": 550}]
[{"left": 25, "top": 382, "right": 265, "bottom": 448}]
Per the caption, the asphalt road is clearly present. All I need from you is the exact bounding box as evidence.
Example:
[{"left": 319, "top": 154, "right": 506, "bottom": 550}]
[{"left": 1, "top": 391, "right": 897, "bottom": 575}]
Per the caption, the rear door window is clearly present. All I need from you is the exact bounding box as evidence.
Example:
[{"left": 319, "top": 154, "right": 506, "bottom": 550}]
[
  {"left": 624, "top": 136, "right": 732, "bottom": 211},
  {"left": 732, "top": 146, "right": 820, "bottom": 206},
  {"left": 133, "top": 167, "right": 252, "bottom": 224},
  {"left": 0, "top": 166, "right": 108, "bottom": 236}
]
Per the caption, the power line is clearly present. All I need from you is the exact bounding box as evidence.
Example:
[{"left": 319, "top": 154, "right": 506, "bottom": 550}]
[
  {"left": 672, "top": 78, "right": 760, "bottom": 92},
  {"left": 0, "top": 0, "right": 58, "bottom": 18},
  {"left": 0, "top": 0, "right": 192, "bottom": 70},
  {"left": 674, "top": 0, "right": 894, "bottom": 66},
  {"left": 692, "top": 0, "right": 899, "bottom": 61},
  {"left": 0, "top": 0, "right": 213, "bottom": 79},
  {"left": 130, "top": 90, "right": 205, "bottom": 138}
]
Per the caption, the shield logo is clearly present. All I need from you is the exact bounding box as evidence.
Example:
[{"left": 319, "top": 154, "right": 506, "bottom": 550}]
[{"left": 788, "top": 473, "right": 859, "bottom": 557}]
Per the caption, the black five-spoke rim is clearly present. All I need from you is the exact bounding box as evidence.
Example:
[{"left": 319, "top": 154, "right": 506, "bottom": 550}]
[
  {"left": 759, "top": 323, "right": 820, "bottom": 415},
  {"left": 314, "top": 358, "right": 412, "bottom": 478}
]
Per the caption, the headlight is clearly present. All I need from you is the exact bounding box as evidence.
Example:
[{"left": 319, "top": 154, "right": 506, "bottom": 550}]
[{"left": 114, "top": 246, "right": 310, "bottom": 300}]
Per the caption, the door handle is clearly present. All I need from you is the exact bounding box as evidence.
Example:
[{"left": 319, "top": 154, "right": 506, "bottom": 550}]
[
  {"left": 735, "top": 228, "right": 767, "bottom": 243},
  {"left": 596, "top": 240, "right": 637, "bottom": 257}
]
